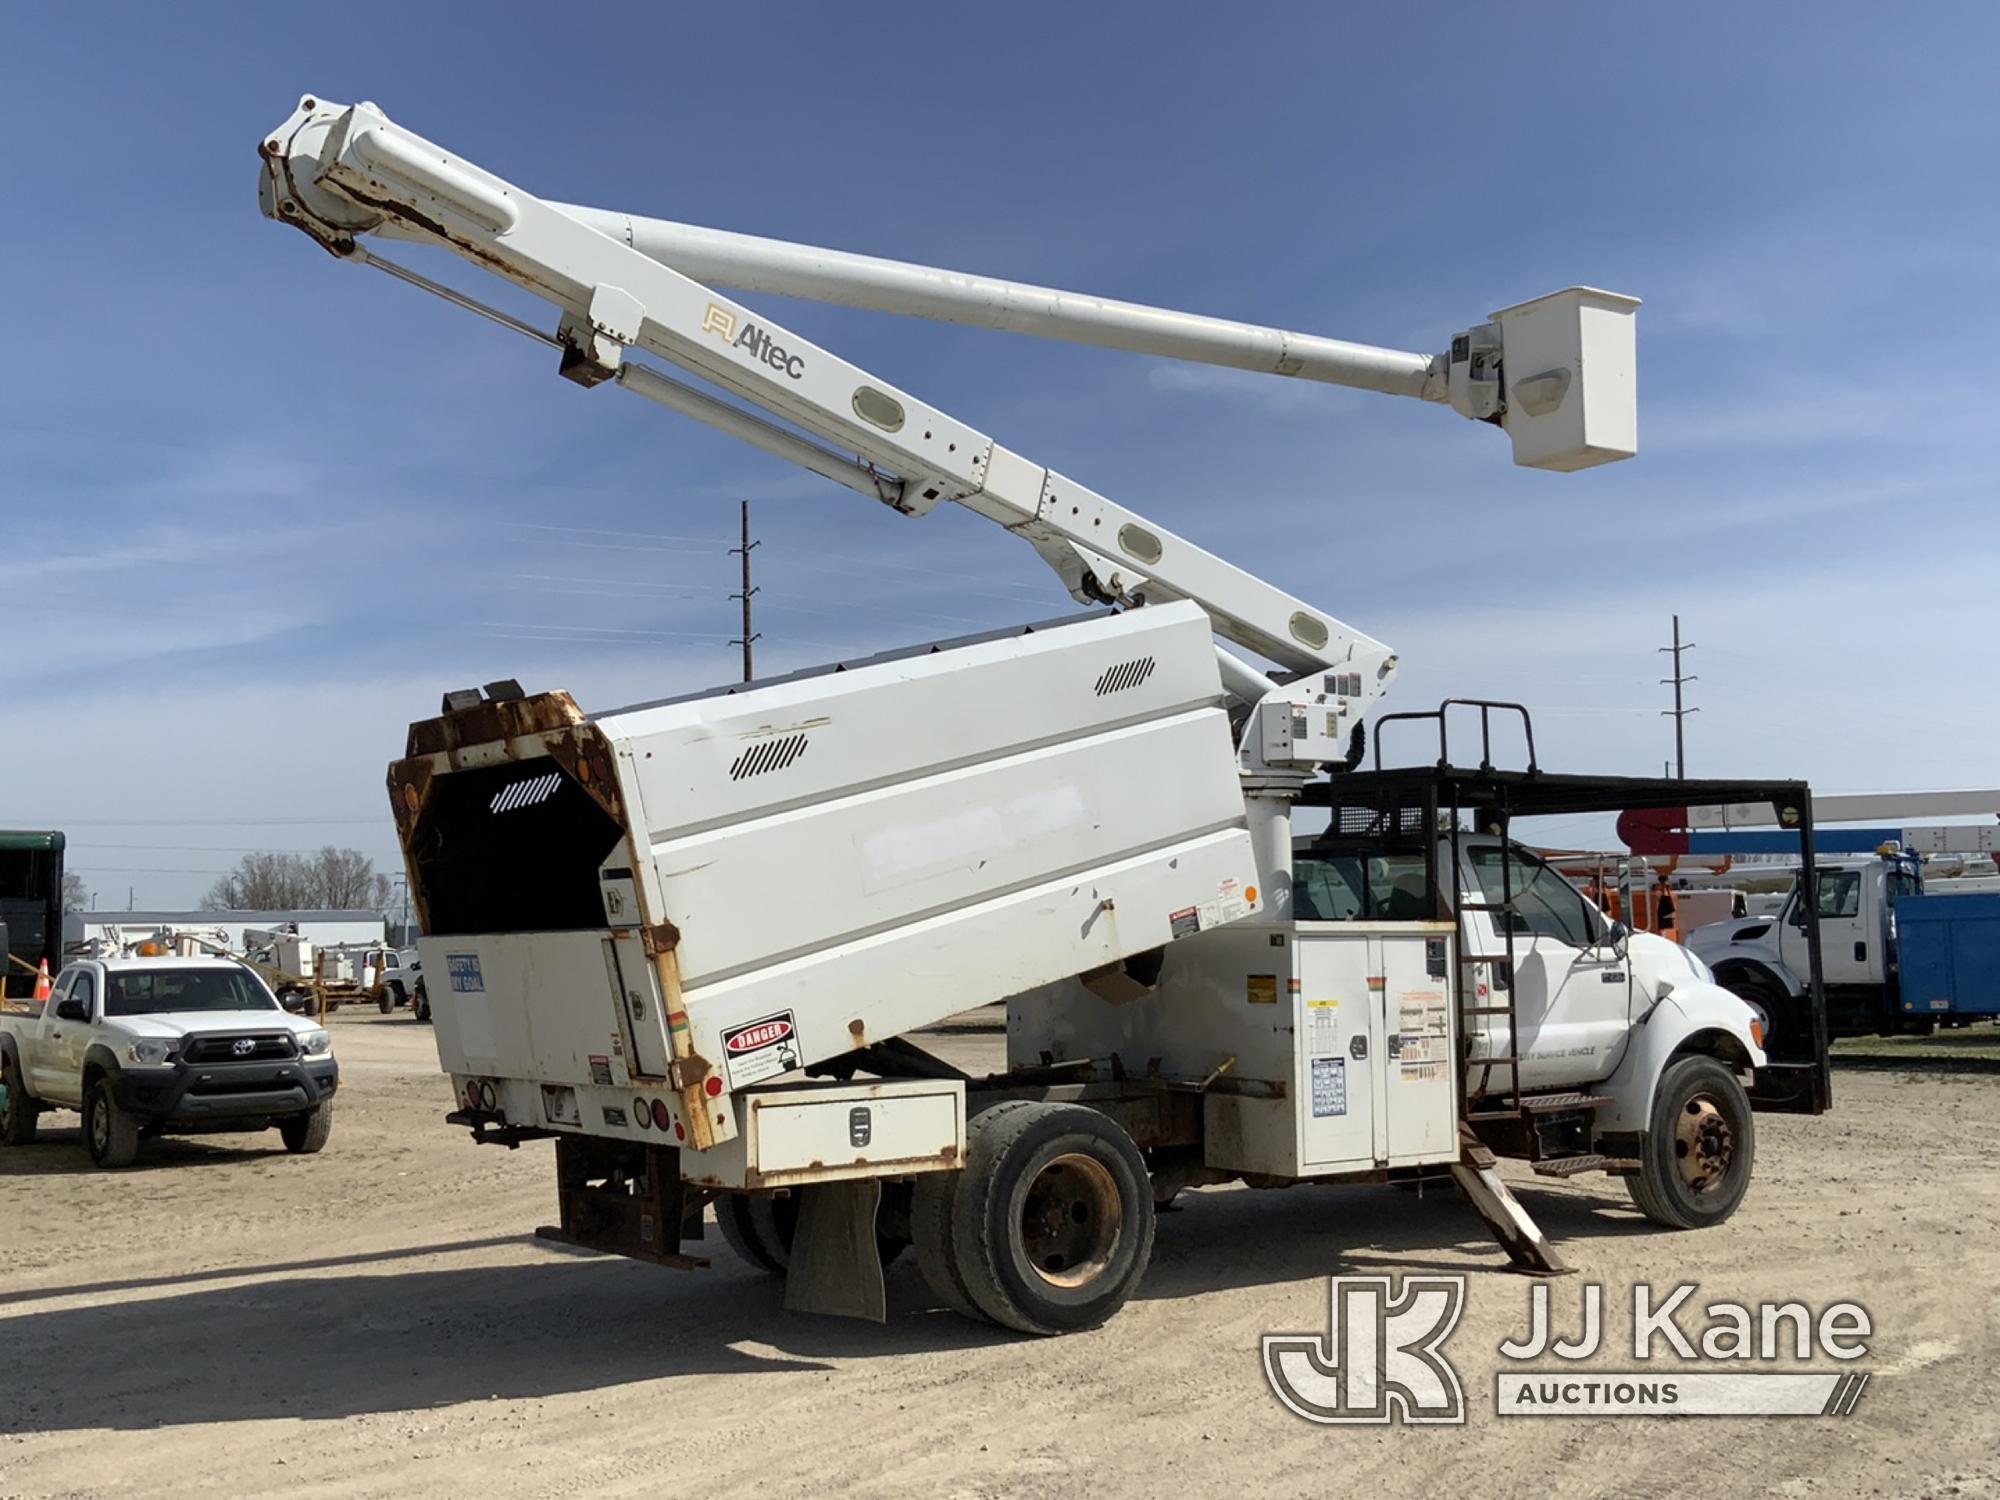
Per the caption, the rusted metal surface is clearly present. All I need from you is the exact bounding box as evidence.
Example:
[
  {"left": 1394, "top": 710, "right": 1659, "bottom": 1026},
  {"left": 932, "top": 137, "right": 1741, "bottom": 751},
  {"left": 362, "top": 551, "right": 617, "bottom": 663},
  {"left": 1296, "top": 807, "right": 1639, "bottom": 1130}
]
[
  {"left": 404, "top": 689, "right": 586, "bottom": 760},
  {"left": 541, "top": 1136, "right": 708, "bottom": 1269},
  {"left": 386, "top": 690, "right": 625, "bottom": 942}
]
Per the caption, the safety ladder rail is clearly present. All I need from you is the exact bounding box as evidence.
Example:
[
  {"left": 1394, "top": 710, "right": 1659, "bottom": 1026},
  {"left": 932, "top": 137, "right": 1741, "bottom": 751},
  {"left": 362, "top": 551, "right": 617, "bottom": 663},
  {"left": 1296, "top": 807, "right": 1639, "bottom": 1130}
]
[{"left": 1373, "top": 698, "right": 1540, "bottom": 775}]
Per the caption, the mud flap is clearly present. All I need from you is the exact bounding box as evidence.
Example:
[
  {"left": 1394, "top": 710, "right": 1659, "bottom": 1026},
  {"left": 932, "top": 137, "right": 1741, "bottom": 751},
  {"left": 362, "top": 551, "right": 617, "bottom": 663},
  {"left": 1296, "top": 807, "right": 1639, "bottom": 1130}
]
[
  {"left": 783, "top": 1178, "right": 887, "bottom": 1322},
  {"left": 1450, "top": 1125, "right": 1571, "bottom": 1277}
]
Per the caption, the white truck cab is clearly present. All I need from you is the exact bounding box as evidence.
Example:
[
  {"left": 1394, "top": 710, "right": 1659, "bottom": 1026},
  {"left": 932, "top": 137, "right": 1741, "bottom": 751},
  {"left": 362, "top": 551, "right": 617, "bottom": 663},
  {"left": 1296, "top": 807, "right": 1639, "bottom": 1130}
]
[
  {"left": 1294, "top": 834, "right": 1759, "bottom": 1108},
  {"left": 0, "top": 957, "right": 338, "bottom": 1167},
  {"left": 1690, "top": 849, "right": 1924, "bottom": 1042}
]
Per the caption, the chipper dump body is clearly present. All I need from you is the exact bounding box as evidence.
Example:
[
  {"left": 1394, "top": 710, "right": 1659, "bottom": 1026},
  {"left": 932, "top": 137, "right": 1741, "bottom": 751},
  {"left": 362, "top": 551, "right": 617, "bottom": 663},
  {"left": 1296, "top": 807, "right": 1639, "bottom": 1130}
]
[{"left": 395, "top": 602, "right": 1261, "bottom": 1169}]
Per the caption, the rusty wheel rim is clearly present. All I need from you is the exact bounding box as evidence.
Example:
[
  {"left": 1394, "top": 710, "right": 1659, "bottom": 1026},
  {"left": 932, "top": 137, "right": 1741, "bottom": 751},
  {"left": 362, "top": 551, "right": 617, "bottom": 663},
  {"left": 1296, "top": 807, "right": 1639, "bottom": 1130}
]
[
  {"left": 1674, "top": 1094, "right": 1734, "bottom": 1192},
  {"left": 1021, "top": 1153, "right": 1122, "bottom": 1289}
]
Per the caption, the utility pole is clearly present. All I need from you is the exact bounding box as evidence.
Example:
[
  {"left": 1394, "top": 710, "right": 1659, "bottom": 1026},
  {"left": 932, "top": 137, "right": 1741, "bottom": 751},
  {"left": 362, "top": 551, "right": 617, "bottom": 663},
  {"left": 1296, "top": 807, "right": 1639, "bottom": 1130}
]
[
  {"left": 1657, "top": 613, "right": 1698, "bottom": 779},
  {"left": 729, "top": 499, "right": 761, "bottom": 683}
]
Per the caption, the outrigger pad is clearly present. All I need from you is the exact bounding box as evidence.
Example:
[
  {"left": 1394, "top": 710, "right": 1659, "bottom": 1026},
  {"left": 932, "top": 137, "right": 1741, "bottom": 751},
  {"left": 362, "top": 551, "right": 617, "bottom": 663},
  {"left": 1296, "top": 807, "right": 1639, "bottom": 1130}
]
[
  {"left": 1450, "top": 1125, "right": 1572, "bottom": 1278},
  {"left": 783, "top": 1179, "right": 888, "bottom": 1322}
]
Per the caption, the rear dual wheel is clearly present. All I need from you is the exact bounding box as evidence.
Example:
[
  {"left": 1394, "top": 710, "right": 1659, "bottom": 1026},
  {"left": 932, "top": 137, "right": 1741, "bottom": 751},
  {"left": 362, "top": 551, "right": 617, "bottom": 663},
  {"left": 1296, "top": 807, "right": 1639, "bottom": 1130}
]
[
  {"left": 915, "top": 1101, "right": 1155, "bottom": 1336},
  {"left": 713, "top": 1190, "right": 908, "bottom": 1274}
]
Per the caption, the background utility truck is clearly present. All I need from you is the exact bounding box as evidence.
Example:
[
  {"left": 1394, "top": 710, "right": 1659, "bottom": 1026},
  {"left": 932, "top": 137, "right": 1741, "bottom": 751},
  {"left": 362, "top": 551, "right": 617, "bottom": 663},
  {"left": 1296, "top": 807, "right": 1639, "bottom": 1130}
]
[
  {"left": 0, "top": 956, "right": 338, "bottom": 1167},
  {"left": 0, "top": 830, "right": 65, "bottom": 1003},
  {"left": 262, "top": 94, "right": 1828, "bottom": 1333},
  {"left": 1691, "top": 847, "right": 2000, "bottom": 1037}
]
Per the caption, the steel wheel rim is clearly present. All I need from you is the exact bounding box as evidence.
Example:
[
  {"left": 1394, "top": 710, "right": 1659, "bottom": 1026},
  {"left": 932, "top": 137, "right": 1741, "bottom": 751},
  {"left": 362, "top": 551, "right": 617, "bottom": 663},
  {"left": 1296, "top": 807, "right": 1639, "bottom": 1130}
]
[
  {"left": 1674, "top": 1094, "right": 1734, "bottom": 1193},
  {"left": 1021, "top": 1152, "right": 1122, "bottom": 1289},
  {"left": 90, "top": 1096, "right": 108, "bottom": 1153}
]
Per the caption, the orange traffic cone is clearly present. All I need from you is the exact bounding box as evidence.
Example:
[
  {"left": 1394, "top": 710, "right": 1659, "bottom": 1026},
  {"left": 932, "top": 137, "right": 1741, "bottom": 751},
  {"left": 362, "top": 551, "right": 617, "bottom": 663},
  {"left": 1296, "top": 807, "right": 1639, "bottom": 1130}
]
[{"left": 32, "top": 958, "right": 52, "bottom": 1003}]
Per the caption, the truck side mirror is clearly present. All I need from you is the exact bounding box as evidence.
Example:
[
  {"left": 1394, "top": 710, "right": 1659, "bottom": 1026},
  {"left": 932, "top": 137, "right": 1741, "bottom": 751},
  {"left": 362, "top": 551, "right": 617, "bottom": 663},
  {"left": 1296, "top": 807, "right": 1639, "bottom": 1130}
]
[
  {"left": 1603, "top": 918, "right": 1631, "bottom": 957},
  {"left": 55, "top": 997, "right": 89, "bottom": 1022}
]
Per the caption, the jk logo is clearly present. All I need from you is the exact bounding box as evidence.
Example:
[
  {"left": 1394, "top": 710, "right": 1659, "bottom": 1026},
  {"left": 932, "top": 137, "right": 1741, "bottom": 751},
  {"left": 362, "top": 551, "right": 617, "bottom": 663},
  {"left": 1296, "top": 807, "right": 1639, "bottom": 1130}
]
[{"left": 1262, "top": 1275, "right": 1467, "bottom": 1425}]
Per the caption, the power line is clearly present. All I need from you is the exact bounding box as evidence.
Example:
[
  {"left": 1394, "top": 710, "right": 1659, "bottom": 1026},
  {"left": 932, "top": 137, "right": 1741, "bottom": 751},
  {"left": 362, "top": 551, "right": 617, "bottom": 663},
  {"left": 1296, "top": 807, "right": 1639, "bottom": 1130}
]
[
  {"left": 1657, "top": 612, "right": 1699, "bottom": 779},
  {"left": 729, "top": 499, "right": 760, "bottom": 683}
]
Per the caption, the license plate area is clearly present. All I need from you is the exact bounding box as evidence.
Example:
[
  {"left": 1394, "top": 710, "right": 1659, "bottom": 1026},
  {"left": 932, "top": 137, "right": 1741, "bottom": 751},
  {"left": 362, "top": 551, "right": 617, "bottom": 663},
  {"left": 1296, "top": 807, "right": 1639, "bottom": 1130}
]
[{"left": 541, "top": 1084, "right": 582, "bottom": 1126}]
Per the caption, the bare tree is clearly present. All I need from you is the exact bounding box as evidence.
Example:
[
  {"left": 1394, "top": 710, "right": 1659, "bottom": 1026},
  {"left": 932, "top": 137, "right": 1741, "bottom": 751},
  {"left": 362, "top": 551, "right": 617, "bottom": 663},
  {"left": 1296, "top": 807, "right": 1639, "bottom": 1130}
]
[{"left": 203, "top": 847, "right": 392, "bottom": 912}]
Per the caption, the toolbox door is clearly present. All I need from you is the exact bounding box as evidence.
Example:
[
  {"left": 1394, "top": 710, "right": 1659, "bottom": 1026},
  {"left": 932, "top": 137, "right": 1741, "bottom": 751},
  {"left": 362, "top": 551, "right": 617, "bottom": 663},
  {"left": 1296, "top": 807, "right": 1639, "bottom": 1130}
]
[{"left": 607, "top": 931, "right": 673, "bottom": 1080}]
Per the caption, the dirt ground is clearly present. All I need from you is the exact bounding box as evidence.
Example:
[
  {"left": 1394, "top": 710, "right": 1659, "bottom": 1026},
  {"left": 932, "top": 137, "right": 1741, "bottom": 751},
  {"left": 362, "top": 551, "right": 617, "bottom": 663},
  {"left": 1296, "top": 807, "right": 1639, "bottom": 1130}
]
[{"left": 4, "top": 1013, "right": 1997, "bottom": 1499}]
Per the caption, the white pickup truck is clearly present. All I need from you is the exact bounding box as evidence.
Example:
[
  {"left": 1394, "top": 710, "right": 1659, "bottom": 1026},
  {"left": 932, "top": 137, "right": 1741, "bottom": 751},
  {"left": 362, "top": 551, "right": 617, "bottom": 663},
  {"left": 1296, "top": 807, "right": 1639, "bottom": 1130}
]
[{"left": 0, "top": 957, "right": 339, "bottom": 1167}]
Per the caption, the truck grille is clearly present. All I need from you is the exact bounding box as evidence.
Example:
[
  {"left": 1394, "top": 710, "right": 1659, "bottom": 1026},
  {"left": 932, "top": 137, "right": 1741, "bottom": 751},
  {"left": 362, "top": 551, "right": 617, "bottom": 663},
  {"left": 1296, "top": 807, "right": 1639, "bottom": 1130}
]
[{"left": 182, "top": 1032, "right": 298, "bottom": 1064}]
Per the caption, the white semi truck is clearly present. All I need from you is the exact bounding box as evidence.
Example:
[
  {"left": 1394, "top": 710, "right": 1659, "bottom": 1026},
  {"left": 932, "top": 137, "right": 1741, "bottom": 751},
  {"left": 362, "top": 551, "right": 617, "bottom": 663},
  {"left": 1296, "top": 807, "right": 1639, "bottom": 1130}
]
[{"left": 260, "top": 95, "right": 1829, "bottom": 1333}]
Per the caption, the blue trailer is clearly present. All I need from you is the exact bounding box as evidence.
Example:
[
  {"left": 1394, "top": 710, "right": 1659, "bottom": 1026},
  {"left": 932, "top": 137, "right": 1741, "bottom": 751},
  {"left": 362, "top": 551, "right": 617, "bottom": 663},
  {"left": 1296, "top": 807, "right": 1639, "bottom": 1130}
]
[{"left": 1896, "top": 894, "right": 2000, "bottom": 1019}]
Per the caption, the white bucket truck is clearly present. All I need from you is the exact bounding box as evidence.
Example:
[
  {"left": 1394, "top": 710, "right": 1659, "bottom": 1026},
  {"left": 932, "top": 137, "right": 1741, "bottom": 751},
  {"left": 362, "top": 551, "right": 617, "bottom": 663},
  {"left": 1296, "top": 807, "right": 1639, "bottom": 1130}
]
[{"left": 261, "top": 95, "right": 1826, "bottom": 1332}]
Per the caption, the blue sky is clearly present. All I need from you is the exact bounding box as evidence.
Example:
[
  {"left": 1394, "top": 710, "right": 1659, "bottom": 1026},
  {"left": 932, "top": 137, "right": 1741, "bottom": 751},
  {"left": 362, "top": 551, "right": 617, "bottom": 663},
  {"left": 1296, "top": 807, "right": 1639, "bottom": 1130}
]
[{"left": 2, "top": 7, "right": 1996, "bottom": 908}]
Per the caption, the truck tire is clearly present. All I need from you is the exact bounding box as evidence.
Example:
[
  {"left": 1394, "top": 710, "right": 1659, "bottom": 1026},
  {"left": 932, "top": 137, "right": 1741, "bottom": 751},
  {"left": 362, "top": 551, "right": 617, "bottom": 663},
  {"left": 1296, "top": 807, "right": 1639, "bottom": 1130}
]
[
  {"left": 1627, "top": 1054, "right": 1755, "bottom": 1230},
  {"left": 713, "top": 1192, "right": 908, "bottom": 1276},
  {"left": 377, "top": 988, "right": 396, "bottom": 1014},
  {"left": 1719, "top": 969, "right": 1802, "bottom": 1061},
  {"left": 950, "top": 1100, "right": 1156, "bottom": 1336},
  {"left": 913, "top": 1101, "right": 1045, "bottom": 1322},
  {"left": 715, "top": 1193, "right": 792, "bottom": 1275},
  {"left": 280, "top": 1099, "right": 334, "bottom": 1154},
  {"left": 85, "top": 1078, "right": 140, "bottom": 1168},
  {"left": 414, "top": 984, "right": 431, "bottom": 1024},
  {"left": 1, "top": 1055, "right": 39, "bottom": 1146}
]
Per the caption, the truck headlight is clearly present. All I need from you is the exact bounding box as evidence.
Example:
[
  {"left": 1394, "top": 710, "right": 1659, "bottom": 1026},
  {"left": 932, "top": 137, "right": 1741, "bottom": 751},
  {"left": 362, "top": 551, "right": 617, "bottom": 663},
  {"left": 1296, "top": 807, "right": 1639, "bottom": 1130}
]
[
  {"left": 297, "top": 1028, "right": 332, "bottom": 1057},
  {"left": 125, "top": 1038, "right": 176, "bottom": 1067}
]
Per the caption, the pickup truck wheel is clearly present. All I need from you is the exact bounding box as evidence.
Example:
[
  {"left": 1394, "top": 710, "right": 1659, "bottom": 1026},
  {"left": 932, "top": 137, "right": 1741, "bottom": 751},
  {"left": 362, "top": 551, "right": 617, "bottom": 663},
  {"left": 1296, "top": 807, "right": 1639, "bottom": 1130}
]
[
  {"left": 280, "top": 1099, "right": 334, "bottom": 1154},
  {"left": 950, "top": 1100, "right": 1155, "bottom": 1336},
  {"left": 1628, "top": 1055, "right": 1755, "bottom": 1230},
  {"left": 377, "top": 989, "right": 395, "bottom": 1014},
  {"left": 1, "top": 1056, "right": 39, "bottom": 1146},
  {"left": 414, "top": 986, "right": 431, "bottom": 1024},
  {"left": 85, "top": 1079, "right": 140, "bottom": 1168}
]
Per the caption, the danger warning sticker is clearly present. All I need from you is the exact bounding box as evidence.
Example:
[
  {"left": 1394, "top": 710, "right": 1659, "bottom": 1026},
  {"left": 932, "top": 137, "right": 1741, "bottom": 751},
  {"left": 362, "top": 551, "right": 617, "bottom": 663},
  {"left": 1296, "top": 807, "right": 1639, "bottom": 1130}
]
[{"left": 722, "top": 1010, "right": 801, "bottom": 1088}]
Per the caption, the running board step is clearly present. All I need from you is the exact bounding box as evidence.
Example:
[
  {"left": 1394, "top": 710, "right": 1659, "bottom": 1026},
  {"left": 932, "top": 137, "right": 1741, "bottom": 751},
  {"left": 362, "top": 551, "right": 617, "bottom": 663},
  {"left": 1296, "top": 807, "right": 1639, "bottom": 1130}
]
[
  {"left": 1530, "top": 1154, "right": 1641, "bottom": 1178},
  {"left": 1519, "top": 1093, "right": 1614, "bottom": 1114}
]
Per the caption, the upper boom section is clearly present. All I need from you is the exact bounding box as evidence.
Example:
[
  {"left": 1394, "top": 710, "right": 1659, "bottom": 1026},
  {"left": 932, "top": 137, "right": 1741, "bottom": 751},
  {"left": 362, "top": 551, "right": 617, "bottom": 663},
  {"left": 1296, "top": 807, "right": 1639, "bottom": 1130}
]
[
  {"left": 548, "top": 205, "right": 1442, "bottom": 401},
  {"left": 542, "top": 210, "right": 1639, "bottom": 474}
]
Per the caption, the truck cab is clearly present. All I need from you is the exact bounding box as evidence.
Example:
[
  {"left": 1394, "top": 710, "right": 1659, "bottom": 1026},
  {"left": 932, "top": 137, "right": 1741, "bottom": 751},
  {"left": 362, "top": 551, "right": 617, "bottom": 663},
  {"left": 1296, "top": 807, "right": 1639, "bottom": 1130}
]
[
  {"left": 0, "top": 957, "right": 339, "bottom": 1167},
  {"left": 1292, "top": 832, "right": 1761, "bottom": 1106},
  {"left": 1688, "top": 849, "right": 1922, "bottom": 1039}
]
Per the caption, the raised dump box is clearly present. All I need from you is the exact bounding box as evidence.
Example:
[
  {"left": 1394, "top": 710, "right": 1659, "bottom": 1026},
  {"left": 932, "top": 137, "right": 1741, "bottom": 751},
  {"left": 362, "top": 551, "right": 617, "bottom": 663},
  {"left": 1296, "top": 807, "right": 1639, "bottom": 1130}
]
[{"left": 393, "top": 601, "right": 1261, "bottom": 1156}]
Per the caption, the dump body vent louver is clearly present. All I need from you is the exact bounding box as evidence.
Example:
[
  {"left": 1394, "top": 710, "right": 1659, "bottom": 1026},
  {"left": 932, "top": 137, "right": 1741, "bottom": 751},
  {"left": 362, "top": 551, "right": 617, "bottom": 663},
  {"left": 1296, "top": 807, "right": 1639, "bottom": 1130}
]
[
  {"left": 730, "top": 733, "right": 810, "bottom": 780},
  {"left": 1094, "top": 656, "right": 1157, "bottom": 695},
  {"left": 490, "top": 770, "right": 565, "bottom": 814}
]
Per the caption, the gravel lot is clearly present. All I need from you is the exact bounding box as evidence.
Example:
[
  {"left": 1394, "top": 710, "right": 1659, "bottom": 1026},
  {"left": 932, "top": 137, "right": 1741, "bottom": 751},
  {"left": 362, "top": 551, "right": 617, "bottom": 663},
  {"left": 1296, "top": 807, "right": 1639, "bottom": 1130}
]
[{"left": 3, "top": 1013, "right": 1996, "bottom": 1498}]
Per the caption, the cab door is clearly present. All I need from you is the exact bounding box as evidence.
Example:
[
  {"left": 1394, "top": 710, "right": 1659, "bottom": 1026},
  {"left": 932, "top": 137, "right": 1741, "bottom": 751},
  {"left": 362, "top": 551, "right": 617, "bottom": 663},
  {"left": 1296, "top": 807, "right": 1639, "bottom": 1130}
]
[
  {"left": 34, "top": 970, "right": 94, "bottom": 1105},
  {"left": 1463, "top": 844, "right": 1630, "bottom": 1091},
  {"left": 1780, "top": 869, "right": 1876, "bottom": 986}
]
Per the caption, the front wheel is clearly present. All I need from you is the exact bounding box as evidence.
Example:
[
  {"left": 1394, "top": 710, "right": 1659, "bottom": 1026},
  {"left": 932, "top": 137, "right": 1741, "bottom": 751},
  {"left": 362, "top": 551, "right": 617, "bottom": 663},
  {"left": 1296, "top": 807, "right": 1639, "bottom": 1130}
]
[
  {"left": 1628, "top": 1055, "right": 1755, "bottom": 1229},
  {"left": 413, "top": 984, "right": 431, "bottom": 1024},
  {"left": 280, "top": 1099, "right": 333, "bottom": 1154},
  {"left": 85, "top": 1079, "right": 140, "bottom": 1169},
  {"left": 1, "top": 1055, "right": 39, "bottom": 1146},
  {"left": 1718, "top": 969, "right": 1802, "bottom": 1060}
]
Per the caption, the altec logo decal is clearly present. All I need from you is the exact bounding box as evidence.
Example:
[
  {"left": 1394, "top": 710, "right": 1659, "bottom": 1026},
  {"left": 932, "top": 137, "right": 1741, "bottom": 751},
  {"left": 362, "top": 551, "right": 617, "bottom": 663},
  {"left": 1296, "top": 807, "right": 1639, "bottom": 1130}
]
[
  {"left": 702, "top": 303, "right": 805, "bottom": 380},
  {"left": 726, "top": 1017, "right": 793, "bottom": 1053}
]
